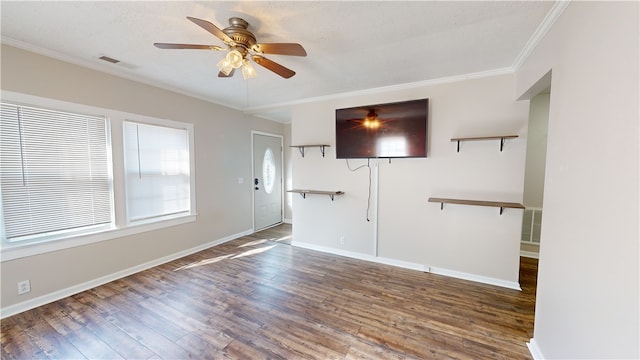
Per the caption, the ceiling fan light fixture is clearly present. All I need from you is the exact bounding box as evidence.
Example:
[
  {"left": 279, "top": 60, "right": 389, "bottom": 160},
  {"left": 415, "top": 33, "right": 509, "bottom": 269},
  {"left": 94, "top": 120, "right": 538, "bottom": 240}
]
[
  {"left": 217, "top": 57, "right": 234, "bottom": 75},
  {"left": 226, "top": 49, "right": 244, "bottom": 69},
  {"left": 242, "top": 59, "right": 257, "bottom": 79}
]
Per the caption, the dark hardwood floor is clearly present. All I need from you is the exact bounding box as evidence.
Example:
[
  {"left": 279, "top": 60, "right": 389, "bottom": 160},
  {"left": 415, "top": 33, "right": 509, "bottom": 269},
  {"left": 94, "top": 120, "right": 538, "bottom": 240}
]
[{"left": 1, "top": 224, "right": 538, "bottom": 359}]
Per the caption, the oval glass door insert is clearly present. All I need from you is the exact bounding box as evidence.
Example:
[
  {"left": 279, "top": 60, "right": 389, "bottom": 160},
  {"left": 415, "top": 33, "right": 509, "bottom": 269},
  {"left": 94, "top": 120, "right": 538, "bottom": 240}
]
[{"left": 263, "top": 148, "right": 276, "bottom": 194}]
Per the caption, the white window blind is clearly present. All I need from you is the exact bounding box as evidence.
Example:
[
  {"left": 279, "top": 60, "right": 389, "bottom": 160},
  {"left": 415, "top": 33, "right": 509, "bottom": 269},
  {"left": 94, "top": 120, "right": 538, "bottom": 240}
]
[
  {"left": 1, "top": 103, "right": 112, "bottom": 241},
  {"left": 123, "top": 121, "right": 191, "bottom": 222}
]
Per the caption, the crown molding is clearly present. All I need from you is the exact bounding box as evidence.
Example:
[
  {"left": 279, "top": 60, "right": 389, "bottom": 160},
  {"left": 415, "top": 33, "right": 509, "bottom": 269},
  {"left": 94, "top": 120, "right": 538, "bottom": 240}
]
[
  {"left": 3, "top": 0, "right": 571, "bottom": 124},
  {"left": 511, "top": 0, "right": 571, "bottom": 70},
  {"left": 244, "top": 67, "right": 514, "bottom": 115},
  {"left": 0, "top": 36, "right": 242, "bottom": 112},
  {"left": 247, "top": 1, "right": 571, "bottom": 118}
]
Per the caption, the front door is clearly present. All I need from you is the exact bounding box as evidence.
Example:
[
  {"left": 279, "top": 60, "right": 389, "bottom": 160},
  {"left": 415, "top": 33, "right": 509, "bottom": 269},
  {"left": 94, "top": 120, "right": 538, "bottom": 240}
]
[{"left": 252, "top": 133, "right": 283, "bottom": 230}]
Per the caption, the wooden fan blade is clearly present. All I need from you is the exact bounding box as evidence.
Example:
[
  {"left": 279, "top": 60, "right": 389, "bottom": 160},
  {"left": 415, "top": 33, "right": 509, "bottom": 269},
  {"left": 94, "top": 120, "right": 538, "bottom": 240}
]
[
  {"left": 252, "top": 43, "right": 307, "bottom": 56},
  {"left": 154, "top": 43, "right": 223, "bottom": 50},
  {"left": 218, "top": 68, "right": 235, "bottom": 78},
  {"left": 252, "top": 55, "right": 296, "bottom": 79},
  {"left": 187, "top": 16, "right": 234, "bottom": 44}
]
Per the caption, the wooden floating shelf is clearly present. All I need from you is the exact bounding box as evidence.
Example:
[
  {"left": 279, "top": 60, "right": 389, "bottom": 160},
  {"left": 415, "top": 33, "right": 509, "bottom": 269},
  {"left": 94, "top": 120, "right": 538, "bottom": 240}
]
[
  {"left": 290, "top": 144, "right": 330, "bottom": 158},
  {"left": 450, "top": 135, "right": 519, "bottom": 152},
  {"left": 288, "top": 189, "right": 344, "bottom": 201},
  {"left": 429, "top": 197, "right": 524, "bottom": 215}
]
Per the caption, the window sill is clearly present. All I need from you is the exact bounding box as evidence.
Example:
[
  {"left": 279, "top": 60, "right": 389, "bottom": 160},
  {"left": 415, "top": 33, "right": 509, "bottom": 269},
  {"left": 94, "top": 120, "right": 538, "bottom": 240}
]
[{"left": 0, "top": 214, "right": 198, "bottom": 262}]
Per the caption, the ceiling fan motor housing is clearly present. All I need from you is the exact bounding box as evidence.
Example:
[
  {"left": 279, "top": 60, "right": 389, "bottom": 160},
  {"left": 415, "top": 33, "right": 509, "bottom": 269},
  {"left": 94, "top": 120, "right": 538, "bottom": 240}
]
[{"left": 222, "top": 17, "right": 256, "bottom": 56}]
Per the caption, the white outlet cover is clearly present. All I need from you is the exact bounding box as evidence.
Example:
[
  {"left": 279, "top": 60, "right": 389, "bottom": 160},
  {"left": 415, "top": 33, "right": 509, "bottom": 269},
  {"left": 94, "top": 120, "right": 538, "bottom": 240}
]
[{"left": 17, "top": 280, "right": 30, "bottom": 294}]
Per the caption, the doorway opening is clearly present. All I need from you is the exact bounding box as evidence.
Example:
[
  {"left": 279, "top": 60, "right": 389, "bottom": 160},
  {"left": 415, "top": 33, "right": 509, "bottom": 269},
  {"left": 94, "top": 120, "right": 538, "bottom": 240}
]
[{"left": 521, "top": 91, "right": 550, "bottom": 258}]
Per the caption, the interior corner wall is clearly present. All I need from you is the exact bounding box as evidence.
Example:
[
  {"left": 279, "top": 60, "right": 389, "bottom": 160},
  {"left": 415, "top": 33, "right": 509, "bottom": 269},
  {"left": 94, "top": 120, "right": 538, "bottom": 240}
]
[
  {"left": 290, "top": 74, "right": 529, "bottom": 286},
  {"left": 523, "top": 92, "right": 549, "bottom": 208},
  {"left": 515, "top": 2, "right": 639, "bottom": 359},
  {"left": 0, "top": 44, "right": 284, "bottom": 310}
]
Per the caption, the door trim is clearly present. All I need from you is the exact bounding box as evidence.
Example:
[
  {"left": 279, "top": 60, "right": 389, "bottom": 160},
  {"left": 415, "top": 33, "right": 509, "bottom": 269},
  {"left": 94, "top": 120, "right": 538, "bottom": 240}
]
[{"left": 251, "top": 131, "right": 284, "bottom": 231}]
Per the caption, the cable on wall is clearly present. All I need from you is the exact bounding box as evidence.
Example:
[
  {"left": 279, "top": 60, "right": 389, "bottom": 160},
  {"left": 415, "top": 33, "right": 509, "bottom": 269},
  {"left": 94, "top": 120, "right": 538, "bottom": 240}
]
[{"left": 345, "top": 158, "right": 372, "bottom": 221}]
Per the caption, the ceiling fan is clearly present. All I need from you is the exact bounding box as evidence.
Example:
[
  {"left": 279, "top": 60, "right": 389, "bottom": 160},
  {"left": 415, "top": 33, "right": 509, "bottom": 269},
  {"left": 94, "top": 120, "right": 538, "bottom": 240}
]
[{"left": 154, "top": 16, "right": 307, "bottom": 79}]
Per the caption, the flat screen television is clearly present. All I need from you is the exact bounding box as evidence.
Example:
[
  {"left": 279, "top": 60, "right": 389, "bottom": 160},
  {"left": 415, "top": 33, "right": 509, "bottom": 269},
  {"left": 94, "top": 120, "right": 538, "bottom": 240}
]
[{"left": 335, "top": 98, "right": 428, "bottom": 159}]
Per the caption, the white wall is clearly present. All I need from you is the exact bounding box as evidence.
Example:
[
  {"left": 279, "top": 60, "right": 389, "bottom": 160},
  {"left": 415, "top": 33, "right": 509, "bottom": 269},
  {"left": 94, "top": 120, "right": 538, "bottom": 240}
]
[
  {"left": 515, "top": 2, "right": 639, "bottom": 359},
  {"left": 291, "top": 74, "right": 529, "bottom": 287},
  {"left": 523, "top": 92, "right": 549, "bottom": 208},
  {"left": 0, "top": 44, "right": 285, "bottom": 311}
]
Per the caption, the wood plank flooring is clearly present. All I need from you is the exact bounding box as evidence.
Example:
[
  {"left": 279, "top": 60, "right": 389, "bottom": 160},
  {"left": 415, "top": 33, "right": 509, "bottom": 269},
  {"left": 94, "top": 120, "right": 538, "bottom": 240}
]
[{"left": 1, "top": 224, "right": 538, "bottom": 359}]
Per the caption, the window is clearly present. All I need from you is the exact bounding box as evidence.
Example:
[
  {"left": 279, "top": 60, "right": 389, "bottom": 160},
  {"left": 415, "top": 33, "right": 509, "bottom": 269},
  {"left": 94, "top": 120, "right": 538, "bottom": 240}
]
[
  {"left": 1, "top": 93, "right": 197, "bottom": 261},
  {"left": 123, "top": 121, "right": 191, "bottom": 223},
  {"left": 0, "top": 102, "right": 112, "bottom": 242}
]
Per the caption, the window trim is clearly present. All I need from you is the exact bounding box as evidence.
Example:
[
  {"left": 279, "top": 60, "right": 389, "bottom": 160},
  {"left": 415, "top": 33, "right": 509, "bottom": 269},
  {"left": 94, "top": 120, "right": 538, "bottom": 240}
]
[
  {"left": 0, "top": 91, "right": 198, "bottom": 262},
  {"left": 1, "top": 215, "right": 197, "bottom": 261}
]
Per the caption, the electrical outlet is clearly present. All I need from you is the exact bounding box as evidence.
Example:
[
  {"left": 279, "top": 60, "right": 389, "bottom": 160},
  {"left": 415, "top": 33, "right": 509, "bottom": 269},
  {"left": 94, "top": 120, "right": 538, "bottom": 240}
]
[
  {"left": 339, "top": 236, "right": 345, "bottom": 246},
  {"left": 17, "top": 280, "right": 31, "bottom": 295}
]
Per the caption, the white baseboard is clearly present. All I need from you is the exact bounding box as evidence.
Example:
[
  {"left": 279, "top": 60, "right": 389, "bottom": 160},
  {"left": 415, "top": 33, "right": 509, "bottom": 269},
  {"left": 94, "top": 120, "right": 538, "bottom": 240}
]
[
  {"left": 430, "top": 266, "right": 521, "bottom": 290},
  {"left": 521, "top": 250, "right": 540, "bottom": 259},
  {"left": 0, "top": 229, "right": 253, "bottom": 319},
  {"left": 291, "top": 241, "right": 521, "bottom": 290},
  {"left": 292, "top": 241, "right": 376, "bottom": 265},
  {"left": 527, "top": 338, "right": 545, "bottom": 359},
  {"left": 283, "top": 218, "right": 292, "bottom": 224},
  {"left": 373, "top": 256, "right": 426, "bottom": 272}
]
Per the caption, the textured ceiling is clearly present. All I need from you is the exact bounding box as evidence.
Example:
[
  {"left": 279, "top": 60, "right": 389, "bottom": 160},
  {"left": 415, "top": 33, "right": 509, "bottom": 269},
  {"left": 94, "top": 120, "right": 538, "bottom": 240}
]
[{"left": 1, "top": 1, "right": 557, "bottom": 122}]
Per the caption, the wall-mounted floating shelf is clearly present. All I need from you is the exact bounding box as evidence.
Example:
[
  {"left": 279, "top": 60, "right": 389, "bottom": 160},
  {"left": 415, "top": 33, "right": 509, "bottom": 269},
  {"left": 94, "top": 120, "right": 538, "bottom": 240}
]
[
  {"left": 288, "top": 189, "right": 344, "bottom": 201},
  {"left": 428, "top": 197, "right": 524, "bottom": 215},
  {"left": 290, "top": 144, "right": 330, "bottom": 158},
  {"left": 450, "top": 135, "right": 519, "bottom": 152}
]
